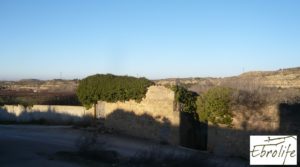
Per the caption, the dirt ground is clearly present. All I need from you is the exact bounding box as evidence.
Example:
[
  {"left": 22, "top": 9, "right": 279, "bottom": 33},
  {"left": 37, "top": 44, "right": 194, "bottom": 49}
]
[{"left": 0, "top": 125, "right": 249, "bottom": 167}]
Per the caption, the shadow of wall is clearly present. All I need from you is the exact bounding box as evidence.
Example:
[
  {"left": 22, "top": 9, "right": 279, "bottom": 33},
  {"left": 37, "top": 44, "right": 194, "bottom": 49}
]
[
  {"left": 105, "top": 109, "right": 179, "bottom": 145},
  {"left": 279, "top": 103, "right": 300, "bottom": 163},
  {"left": 207, "top": 103, "right": 300, "bottom": 160},
  {"left": 0, "top": 107, "right": 17, "bottom": 123},
  {"left": 207, "top": 124, "right": 277, "bottom": 159},
  {"left": 0, "top": 106, "right": 93, "bottom": 125},
  {"left": 279, "top": 103, "right": 300, "bottom": 135},
  {"left": 180, "top": 112, "right": 207, "bottom": 150}
]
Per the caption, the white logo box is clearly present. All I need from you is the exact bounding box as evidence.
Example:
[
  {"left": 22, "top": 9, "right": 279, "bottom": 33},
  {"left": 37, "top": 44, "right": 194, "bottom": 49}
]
[{"left": 250, "top": 135, "right": 297, "bottom": 165}]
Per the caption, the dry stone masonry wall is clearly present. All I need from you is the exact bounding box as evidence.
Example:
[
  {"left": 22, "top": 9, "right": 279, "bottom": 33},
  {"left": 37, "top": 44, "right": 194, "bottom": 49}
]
[{"left": 98, "top": 85, "right": 180, "bottom": 145}]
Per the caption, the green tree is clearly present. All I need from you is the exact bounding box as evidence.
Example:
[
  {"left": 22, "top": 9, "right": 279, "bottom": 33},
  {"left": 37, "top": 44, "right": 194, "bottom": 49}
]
[
  {"left": 173, "top": 85, "right": 198, "bottom": 117},
  {"left": 197, "top": 87, "right": 233, "bottom": 126},
  {"left": 76, "top": 74, "right": 154, "bottom": 118}
]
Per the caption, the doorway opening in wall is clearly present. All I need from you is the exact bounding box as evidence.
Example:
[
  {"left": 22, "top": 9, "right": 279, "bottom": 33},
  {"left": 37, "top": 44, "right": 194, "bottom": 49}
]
[{"left": 180, "top": 112, "right": 207, "bottom": 150}]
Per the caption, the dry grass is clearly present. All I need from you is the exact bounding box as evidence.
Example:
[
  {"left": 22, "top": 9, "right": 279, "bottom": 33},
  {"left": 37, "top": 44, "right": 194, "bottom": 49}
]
[{"left": 190, "top": 82, "right": 300, "bottom": 109}]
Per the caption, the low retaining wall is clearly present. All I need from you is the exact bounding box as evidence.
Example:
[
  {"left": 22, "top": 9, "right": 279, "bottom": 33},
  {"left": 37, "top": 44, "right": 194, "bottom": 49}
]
[
  {"left": 207, "top": 104, "right": 299, "bottom": 159},
  {"left": 0, "top": 105, "right": 94, "bottom": 123}
]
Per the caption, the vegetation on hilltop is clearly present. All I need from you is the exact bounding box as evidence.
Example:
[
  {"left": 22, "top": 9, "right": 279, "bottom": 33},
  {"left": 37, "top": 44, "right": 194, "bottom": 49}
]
[{"left": 0, "top": 93, "right": 80, "bottom": 107}]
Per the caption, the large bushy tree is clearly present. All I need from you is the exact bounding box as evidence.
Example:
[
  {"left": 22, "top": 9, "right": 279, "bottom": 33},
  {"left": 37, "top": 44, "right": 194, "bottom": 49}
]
[{"left": 76, "top": 74, "right": 154, "bottom": 117}]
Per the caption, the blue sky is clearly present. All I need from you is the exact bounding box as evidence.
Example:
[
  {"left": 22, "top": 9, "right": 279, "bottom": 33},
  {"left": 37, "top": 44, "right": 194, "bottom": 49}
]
[{"left": 0, "top": 0, "right": 299, "bottom": 80}]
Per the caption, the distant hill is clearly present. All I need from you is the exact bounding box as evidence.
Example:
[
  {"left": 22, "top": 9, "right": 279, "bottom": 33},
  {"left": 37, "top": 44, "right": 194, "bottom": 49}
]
[
  {"left": 0, "top": 79, "right": 79, "bottom": 93},
  {"left": 0, "top": 79, "right": 80, "bottom": 106},
  {"left": 155, "top": 67, "right": 300, "bottom": 92},
  {"left": 1, "top": 67, "right": 300, "bottom": 94}
]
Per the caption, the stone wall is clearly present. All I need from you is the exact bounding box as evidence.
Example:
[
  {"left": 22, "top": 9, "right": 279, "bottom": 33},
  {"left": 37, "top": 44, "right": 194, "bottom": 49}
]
[
  {"left": 0, "top": 105, "right": 94, "bottom": 123},
  {"left": 98, "top": 85, "right": 180, "bottom": 145},
  {"left": 2, "top": 84, "right": 296, "bottom": 159},
  {"left": 207, "top": 104, "right": 281, "bottom": 158}
]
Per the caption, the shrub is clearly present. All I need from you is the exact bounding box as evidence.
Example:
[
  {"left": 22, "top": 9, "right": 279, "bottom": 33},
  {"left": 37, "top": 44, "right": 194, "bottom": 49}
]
[
  {"left": 76, "top": 74, "right": 154, "bottom": 109},
  {"left": 197, "top": 87, "right": 233, "bottom": 126},
  {"left": 173, "top": 86, "right": 198, "bottom": 118}
]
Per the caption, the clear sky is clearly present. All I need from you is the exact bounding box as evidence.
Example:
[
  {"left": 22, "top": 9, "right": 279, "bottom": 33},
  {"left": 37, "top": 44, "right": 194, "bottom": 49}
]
[{"left": 0, "top": 0, "right": 299, "bottom": 80}]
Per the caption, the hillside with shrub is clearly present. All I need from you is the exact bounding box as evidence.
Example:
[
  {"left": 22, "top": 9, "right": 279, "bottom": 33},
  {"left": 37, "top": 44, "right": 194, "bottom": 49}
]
[
  {"left": 1, "top": 67, "right": 300, "bottom": 107},
  {"left": 157, "top": 67, "right": 300, "bottom": 106}
]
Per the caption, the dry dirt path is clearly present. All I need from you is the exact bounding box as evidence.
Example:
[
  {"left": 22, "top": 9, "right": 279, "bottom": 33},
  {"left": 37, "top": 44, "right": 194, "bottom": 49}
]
[{"left": 0, "top": 125, "right": 249, "bottom": 167}]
